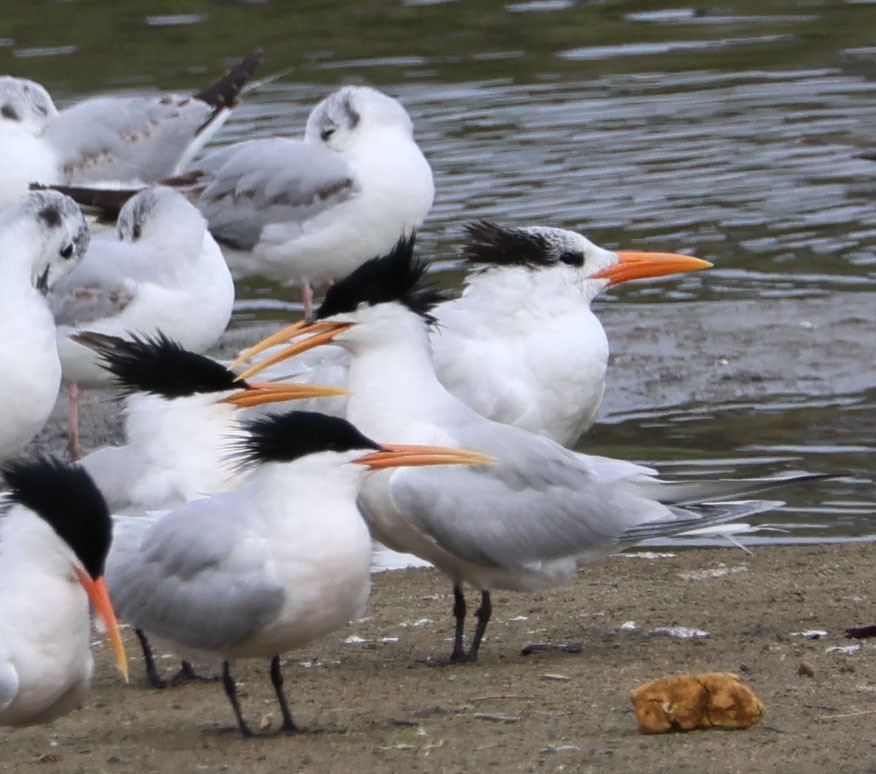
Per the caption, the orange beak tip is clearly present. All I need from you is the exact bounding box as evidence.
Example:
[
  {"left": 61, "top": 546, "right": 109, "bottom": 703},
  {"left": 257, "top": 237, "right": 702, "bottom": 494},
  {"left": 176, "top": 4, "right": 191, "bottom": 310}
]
[{"left": 77, "top": 572, "right": 130, "bottom": 683}]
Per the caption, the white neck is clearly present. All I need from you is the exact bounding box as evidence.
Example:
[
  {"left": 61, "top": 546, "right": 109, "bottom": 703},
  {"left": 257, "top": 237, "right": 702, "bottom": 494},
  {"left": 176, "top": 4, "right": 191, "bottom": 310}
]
[{"left": 342, "top": 310, "right": 474, "bottom": 442}]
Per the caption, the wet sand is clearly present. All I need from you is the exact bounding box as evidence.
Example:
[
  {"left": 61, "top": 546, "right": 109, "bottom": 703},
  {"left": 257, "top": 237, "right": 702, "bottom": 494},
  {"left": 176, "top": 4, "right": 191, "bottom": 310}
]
[
  {"left": 31, "top": 289, "right": 876, "bottom": 455},
  {"left": 9, "top": 293, "right": 875, "bottom": 771}
]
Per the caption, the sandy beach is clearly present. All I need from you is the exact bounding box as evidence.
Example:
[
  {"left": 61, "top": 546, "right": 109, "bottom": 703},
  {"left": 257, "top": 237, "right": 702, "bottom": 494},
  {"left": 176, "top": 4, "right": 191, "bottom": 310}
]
[{"left": 1, "top": 542, "right": 874, "bottom": 772}]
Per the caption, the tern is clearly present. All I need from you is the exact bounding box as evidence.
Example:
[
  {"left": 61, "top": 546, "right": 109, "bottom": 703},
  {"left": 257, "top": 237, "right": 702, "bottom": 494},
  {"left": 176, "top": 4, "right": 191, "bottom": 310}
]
[
  {"left": 0, "top": 191, "right": 89, "bottom": 462},
  {"left": 0, "top": 458, "right": 129, "bottom": 726},
  {"left": 76, "top": 332, "right": 346, "bottom": 514},
  {"left": 237, "top": 238, "right": 824, "bottom": 663},
  {"left": 432, "top": 221, "right": 711, "bottom": 444},
  {"left": 49, "top": 85, "right": 434, "bottom": 318},
  {"left": 237, "top": 221, "right": 711, "bottom": 445},
  {"left": 48, "top": 185, "right": 235, "bottom": 458},
  {"left": 0, "top": 51, "right": 262, "bottom": 207},
  {"left": 106, "top": 411, "right": 493, "bottom": 736}
]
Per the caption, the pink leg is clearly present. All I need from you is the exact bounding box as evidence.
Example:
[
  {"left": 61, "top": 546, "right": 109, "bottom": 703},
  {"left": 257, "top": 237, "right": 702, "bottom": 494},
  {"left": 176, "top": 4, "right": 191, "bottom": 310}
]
[
  {"left": 301, "top": 281, "right": 314, "bottom": 320},
  {"left": 67, "top": 382, "right": 82, "bottom": 460}
]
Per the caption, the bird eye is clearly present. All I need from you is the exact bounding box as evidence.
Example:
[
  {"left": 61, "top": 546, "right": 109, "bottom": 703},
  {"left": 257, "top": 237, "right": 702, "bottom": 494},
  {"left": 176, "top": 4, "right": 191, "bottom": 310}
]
[
  {"left": 320, "top": 126, "right": 336, "bottom": 142},
  {"left": 132, "top": 224, "right": 142, "bottom": 240},
  {"left": 60, "top": 244, "right": 74, "bottom": 260}
]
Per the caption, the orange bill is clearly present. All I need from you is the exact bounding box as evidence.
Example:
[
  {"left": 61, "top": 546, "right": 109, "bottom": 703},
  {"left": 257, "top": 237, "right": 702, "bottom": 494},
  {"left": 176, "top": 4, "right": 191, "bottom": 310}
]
[
  {"left": 592, "top": 251, "right": 712, "bottom": 286},
  {"left": 357, "top": 444, "right": 495, "bottom": 469},
  {"left": 219, "top": 381, "right": 348, "bottom": 408},
  {"left": 235, "top": 322, "right": 354, "bottom": 382},
  {"left": 75, "top": 569, "right": 130, "bottom": 682},
  {"left": 230, "top": 320, "right": 333, "bottom": 369}
]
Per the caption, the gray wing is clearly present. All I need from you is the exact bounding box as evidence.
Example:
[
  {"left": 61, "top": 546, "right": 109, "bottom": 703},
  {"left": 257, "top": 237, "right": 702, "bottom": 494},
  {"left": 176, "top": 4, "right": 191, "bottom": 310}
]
[
  {"left": 368, "top": 426, "right": 669, "bottom": 569},
  {"left": 107, "top": 496, "right": 285, "bottom": 652},
  {"left": 47, "top": 240, "right": 139, "bottom": 326},
  {"left": 366, "top": 420, "right": 781, "bottom": 570},
  {"left": 629, "top": 472, "right": 831, "bottom": 505},
  {"left": 620, "top": 500, "right": 785, "bottom": 543},
  {"left": 45, "top": 94, "right": 214, "bottom": 184},
  {"left": 189, "top": 138, "right": 356, "bottom": 250}
]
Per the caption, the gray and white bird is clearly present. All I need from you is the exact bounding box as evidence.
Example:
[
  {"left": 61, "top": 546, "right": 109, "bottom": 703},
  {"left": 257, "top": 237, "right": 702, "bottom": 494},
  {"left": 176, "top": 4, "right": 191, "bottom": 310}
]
[
  {"left": 0, "top": 51, "right": 262, "bottom": 208},
  {"left": 0, "top": 191, "right": 89, "bottom": 462},
  {"left": 0, "top": 458, "right": 129, "bottom": 726},
  {"left": 49, "top": 185, "right": 235, "bottom": 457},
  {"left": 76, "top": 332, "right": 346, "bottom": 514},
  {"left": 237, "top": 238, "right": 821, "bottom": 663},
  {"left": 106, "top": 411, "right": 492, "bottom": 736},
  {"left": 37, "top": 85, "right": 434, "bottom": 318},
  {"left": 236, "top": 221, "right": 710, "bottom": 446},
  {"left": 179, "top": 84, "right": 434, "bottom": 316}
]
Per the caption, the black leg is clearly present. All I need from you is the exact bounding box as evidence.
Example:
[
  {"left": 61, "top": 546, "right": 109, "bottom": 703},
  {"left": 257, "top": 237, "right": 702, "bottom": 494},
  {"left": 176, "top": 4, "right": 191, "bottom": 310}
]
[
  {"left": 467, "top": 590, "right": 492, "bottom": 663},
  {"left": 449, "top": 584, "right": 467, "bottom": 662},
  {"left": 136, "top": 628, "right": 168, "bottom": 689},
  {"left": 222, "top": 661, "right": 253, "bottom": 738},
  {"left": 169, "top": 660, "right": 220, "bottom": 685},
  {"left": 178, "top": 660, "right": 197, "bottom": 679},
  {"left": 269, "top": 655, "right": 298, "bottom": 733}
]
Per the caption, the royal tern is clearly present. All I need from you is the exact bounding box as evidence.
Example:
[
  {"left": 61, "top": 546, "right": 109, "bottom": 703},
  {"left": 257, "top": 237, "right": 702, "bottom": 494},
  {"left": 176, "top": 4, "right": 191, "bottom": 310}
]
[
  {"left": 187, "top": 85, "right": 434, "bottom": 316},
  {"left": 76, "top": 332, "right": 346, "bottom": 515},
  {"left": 237, "top": 221, "right": 710, "bottom": 445},
  {"left": 238, "top": 238, "right": 823, "bottom": 663},
  {"left": 432, "top": 221, "right": 711, "bottom": 444},
  {"left": 107, "top": 411, "right": 492, "bottom": 736},
  {"left": 0, "top": 458, "right": 129, "bottom": 726},
  {"left": 0, "top": 52, "right": 262, "bottom": 208},
  {"left": 48, "top": 185, "right": 235, "bottom": 457},
  {"left": 0, "top": 191, "right": 88, "bottom": 462}
]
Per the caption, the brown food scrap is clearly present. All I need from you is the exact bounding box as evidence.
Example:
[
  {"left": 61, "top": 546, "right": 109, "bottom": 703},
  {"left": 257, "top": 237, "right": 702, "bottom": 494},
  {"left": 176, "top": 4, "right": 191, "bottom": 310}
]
[{"left": 630, "top": 672, "right": 765, "bottom": 734}]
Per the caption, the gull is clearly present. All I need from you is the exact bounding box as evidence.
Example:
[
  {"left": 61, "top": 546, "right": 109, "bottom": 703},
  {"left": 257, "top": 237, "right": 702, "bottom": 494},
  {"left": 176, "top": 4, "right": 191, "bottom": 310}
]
[
  {"left": 185, "top": 84, "right": 434, "bottom": 316},
  {"left": 76, "top": 331, "right": 346, "bottom": 515},
  {"left": 0, "top": 51, "right": 262, "bottom": 208},
  {"left": 0, "top": 457, "right": 129, "bottom": 726},
  {"left": 106, "top": 410, "right": 492, "bottom": 736},
  {"left": 237, "top": 238, "right": 826, "bottom": 663},
  {"left": 48, "top": 185, "right": 235, "bottom": 457},
  {"left": 0, "top": 190, "right": 89, "bottom": 462},
  {"left": 50, "top": 85, "right": 435, "bottom": 318},
  {"left": 238, "top": 220, "right": 710, "bottom": 445}
]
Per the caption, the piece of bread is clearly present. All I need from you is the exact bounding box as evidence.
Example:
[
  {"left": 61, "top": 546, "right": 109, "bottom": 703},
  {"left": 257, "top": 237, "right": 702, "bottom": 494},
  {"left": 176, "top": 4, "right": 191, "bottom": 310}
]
[{"left": 630, "top": 672, "right": 765, "bottom": 734}]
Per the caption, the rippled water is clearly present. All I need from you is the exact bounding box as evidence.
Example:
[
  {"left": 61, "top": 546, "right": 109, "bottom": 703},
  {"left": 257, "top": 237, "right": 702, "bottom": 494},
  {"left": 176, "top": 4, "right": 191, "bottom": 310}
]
[{"left": 3, "top": 1, "right": 875, "bottom": 539}]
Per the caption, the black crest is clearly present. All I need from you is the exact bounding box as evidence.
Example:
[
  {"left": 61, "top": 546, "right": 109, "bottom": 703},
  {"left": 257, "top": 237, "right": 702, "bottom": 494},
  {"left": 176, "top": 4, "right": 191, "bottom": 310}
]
[
  {"left": 233, "top": 411, "right": 380, "bottom": 468},
  {"left": 74, "top": 331, "right": 243, "bottom": 399},
  {"left": 2, "top": 457, "right": 112, "bottom": 579},
  {"left": 462, "top": 221, "right": 583, "bottom": 268},
  {"left": 316, "top": 235, "right": 446, "bottom": 323}
]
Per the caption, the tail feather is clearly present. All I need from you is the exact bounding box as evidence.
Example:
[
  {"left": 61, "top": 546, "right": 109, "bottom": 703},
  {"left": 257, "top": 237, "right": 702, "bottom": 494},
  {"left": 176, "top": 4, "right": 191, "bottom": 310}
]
[
  {"left": 634, "top": 472, "right": 835, "bottom": 506},
  {"left": 621, "top": 499, "right": 785, "bottom": 544},
  {"left": 71, "top": 331, "right": 127, "bottom": 355},
  {"left": 31, "top": 183, "right": 137, "bottom": 221},
  {"left": 194, "top": 50, "right": 264, "bottom": 110}
]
